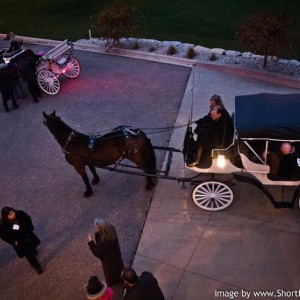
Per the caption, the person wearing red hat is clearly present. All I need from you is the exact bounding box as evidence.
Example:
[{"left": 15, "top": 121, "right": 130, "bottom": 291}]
[{"left": 84, "top": 276, "right": 113, "bottom": 300}]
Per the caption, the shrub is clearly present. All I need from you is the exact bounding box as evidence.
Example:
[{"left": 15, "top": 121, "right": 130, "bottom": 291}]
[
  {"left": 186, "top": 47, "right": 196, "bottom": 59},
  {"left": 149, "top": 45, "right": 156, "bottom": 52},
  {"left": 167, "top": 45, "right": 177, "bottom": 55},
  {"left": 97, "top": 3, "right": 139, "bottom": 47},
  {"left": 236, "top": 11, "right": 294, "bottom": 67},
  {"left": 209, "top": 53, "right": 217, "bottom": 61},
  {"left": 132, "top": 41, "right": 139, "bottom": 50}
]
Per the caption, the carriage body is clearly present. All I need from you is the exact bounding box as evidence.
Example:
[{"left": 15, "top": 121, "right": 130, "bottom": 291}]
[{"left": 184, "top": 93, "right": 300, "bottom": 211}]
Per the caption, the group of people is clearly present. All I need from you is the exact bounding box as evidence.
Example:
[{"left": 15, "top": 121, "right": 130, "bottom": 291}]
[
  {"left": 186, "top": 94, "right": 234, "bottom": 168},
  {"left": 0, "top": 207, "right": 165, "bottom": 299},
  {"left": 84, "top": 267, "right": 165, "bottom": 300},
  {"left": 86, "top": 217, "right": 164, "bottom": 299},
  {"left": 0, "top": 37, "right": 43, "bottom": 112}
]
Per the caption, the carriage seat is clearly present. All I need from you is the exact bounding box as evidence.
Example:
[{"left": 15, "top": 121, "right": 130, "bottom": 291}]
[
  {"left": 57, "top": 57, "right": 67, "bottom": 65},
  {"left": 239, "top": 153, "right": 270, "bottom": 173}
]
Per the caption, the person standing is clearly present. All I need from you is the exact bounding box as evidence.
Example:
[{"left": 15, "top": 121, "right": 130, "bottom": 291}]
[
  {"left": 88, "top": 218, "right": 124, "bottom": 286},
  {"left": 84, "top": 276, "right": 114, "bottom": 300},
  {"left": 0, "top": 66, "right": 20, "bottom": 112},
  {"left": 19, "top": 57, "right": 42, "bottom": 103},
  {"left": 6, "top": 62, "right": 28, "bottom": 100},
  {"left": 121, "top": 267, "right": 165, "bottom": 300},
  {"left": 0, "top": 207, "right": 43, "bottom": 274}
]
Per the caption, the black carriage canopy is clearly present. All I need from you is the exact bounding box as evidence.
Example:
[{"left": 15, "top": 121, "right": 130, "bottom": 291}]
[{"left": 235, "top": 93, "right": 300, "bottom": 140}]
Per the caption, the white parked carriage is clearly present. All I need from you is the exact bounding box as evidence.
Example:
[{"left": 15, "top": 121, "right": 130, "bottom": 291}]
[
  {"left": 36, "top": 39, "right": 80, "bottom": 95},
  {"left": 0, "top": 39, "right": 80, "bottom": 95}
]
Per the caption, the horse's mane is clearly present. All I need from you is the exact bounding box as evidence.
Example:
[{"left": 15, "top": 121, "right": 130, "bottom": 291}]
[{"left": 93, "top": 126, "right": 146, "bottom": 140}]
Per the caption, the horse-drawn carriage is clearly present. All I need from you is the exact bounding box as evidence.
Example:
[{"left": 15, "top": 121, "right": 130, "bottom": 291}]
[
  {"left": 43, "top": 93, "right": 300, "bottom": 213},
  {"left": 183, "top": 93, "right": 300, "bottom": 211},
  {"left": 1, "top": 39, "right": 80, "bottom": 95}
]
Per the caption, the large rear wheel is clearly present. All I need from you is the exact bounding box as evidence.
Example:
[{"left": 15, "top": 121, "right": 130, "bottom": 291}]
[
  {"left": 37, "top": 70, "right": 60, "bottom": 95},
  {"left": 192, "top": 181, "right": 234, "bottom": 211},
  {"left": 63, "top": 56, "right": 80, "bottom": 78}
]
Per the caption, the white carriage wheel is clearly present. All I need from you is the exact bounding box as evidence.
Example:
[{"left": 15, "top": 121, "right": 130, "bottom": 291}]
[
  {"left": 37, "top": 70, "right": 60, "bottom": 95},
  {"left": 192, "top": 181, "right": 234, "bottom": 211},
  {"left": 64, "top": 56, "right": 80, "bottom": 78}
]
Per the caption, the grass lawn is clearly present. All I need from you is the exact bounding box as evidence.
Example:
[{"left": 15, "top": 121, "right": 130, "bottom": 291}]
[{"left": 1, "top": 0, "right": 300, "bottom": 58}]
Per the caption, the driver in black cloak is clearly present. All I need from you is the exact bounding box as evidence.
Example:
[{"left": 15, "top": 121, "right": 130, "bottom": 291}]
[{"left": 187, "top": 106, "right": 234, "bottom": 168}]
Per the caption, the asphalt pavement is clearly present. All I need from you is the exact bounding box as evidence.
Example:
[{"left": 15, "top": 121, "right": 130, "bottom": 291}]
[{"left": 0, "top": 43, "right": 190, "bottom": 300}]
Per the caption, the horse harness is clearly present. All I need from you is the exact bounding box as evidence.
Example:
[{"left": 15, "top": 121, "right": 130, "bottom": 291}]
[
  {"left": 61, "top": 127, "right": 141, "bottom": 163},
  {"left": 62, "top": 130, "right": 75, "bottom": 154},
  {"left": 122, "top": 127, "right": 139, "bottom": 157}
]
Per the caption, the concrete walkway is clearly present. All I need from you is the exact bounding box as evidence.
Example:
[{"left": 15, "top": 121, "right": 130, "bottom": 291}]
[{"left": 132, "top": 66, "right": 300, "bottom": 300}]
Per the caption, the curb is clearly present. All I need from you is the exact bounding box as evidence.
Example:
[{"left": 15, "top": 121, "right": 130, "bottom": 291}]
[
  {"left": 197, "top": 62, "right": 300, "bottom": 90},
  {"left": 0, "top": 33, "right": 196, "bottom": 68},
  {"left": 1, "top": 33, "right": 299, "bottom": 89}
]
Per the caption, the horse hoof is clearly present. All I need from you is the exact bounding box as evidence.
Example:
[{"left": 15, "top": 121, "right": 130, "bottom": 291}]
[
  {"left": 92, "top": 177, "right": 100, "bottom": 185},
  {"left": 84, "top": 190, "right": 93, "bottom": 197},
  {"left": 145, "top": 184, "right": 154, "bottom": 191}
]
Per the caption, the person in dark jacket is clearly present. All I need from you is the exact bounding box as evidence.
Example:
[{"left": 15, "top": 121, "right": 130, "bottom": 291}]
[
  {"left": 0, "top": 207, "right": 43, "bottom": 274},
  {"left": 121, "top": 267, "right": 165, "bottom": 300},
  {"left": 88, "top": 218, "right": 124, "bottom": 286},
  {"left": 6, "top": 62, "right": 27, "bottom": 100},
  {"left": 277, "top": 142, "right": 300, "bottom": 180},
  {"left": 188, "top": 106, "right": 234, "bottom": 168},
  {"left": 0, "top": 66, "right": 20, "bottom": 112},
  {"left": 19, "top": 57, "right": 42, "bottom": 102},
  {"left": 196, "top": 94, "right": 231, "bottom": 125}
]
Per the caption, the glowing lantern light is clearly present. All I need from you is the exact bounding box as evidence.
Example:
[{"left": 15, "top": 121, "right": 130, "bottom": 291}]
[{"left": 217, "top": 154, "right": 226, "bottom": 168}]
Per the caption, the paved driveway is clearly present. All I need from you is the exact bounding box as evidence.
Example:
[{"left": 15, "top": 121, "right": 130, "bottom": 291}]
[{"left": 0, "top": 44, "right": 191, "bottom": 300}]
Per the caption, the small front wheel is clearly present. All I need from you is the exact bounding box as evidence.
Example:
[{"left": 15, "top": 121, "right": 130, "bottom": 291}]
[
  {"left": 192, "top": 181, "right": 234, "bottom": 211},
  {"left": 37, "top": 70, "right": 60, "bottom": 95}
]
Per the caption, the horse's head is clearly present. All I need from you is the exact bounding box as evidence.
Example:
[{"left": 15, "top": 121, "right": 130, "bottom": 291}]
[
  {"left": 43, "top": 110, "right": 59, "bottom": 127},
  {"left": 43, "top": 110, "right": 67, "bottom": 135},
  {"left": 43, "top": 111, "right": 73, "bottom": 146}
]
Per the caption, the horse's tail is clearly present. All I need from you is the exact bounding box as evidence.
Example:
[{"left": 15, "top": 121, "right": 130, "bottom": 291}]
[{"left": 142, "top": 133, "right": 157, "bottom": 175}]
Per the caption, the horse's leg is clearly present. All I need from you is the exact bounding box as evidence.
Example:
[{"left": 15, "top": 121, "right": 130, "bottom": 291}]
[
  {"left": 129, "top": 144, "right": 157, "bottom": 191},
  {"left": 73, "top": 164, "right": 93, "bottom": 197},
  {"left": 127, "top": 157, "right": 155, "bottom": 190},
  {"left": 88, "top": 165, "right": 100, "bottom": 185},
  {"left": 144, "top": 139, "right": 157, "bottom": 190},
  {"left": 145, "top": 175, "right": 155, "bottom": 190}
]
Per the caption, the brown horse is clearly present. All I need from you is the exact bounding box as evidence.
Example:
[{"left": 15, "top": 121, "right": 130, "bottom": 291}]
[{"left": 43, "top": 111, "right": 157, "bottom": 197}]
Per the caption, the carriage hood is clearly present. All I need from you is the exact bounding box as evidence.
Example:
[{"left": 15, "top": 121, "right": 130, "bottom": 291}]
[{"left": 235, "top": 93, "right": 300, "bottom": 140}]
